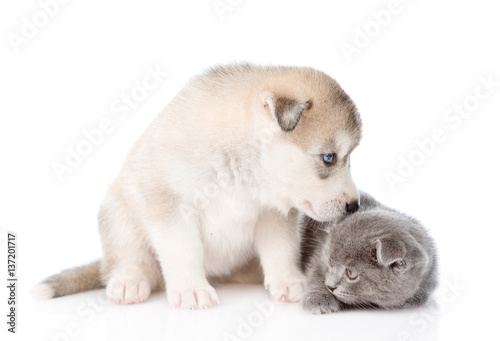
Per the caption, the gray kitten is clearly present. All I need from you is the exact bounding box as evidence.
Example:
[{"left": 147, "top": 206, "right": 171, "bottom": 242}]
[{"left": 301, "top": 191, "right": 437, "bottom": 314}]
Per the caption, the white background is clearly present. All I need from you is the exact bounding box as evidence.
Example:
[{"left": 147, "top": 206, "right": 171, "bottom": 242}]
[{"left": 1, "top": 0, "right": 499, "bottom": 340}]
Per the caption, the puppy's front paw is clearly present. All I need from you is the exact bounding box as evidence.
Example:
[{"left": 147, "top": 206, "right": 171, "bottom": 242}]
[
  {"left": 106, "top": 276, "right": 151, "bottom": 304},
  {"left": 302, "top": 290, "right": 341, "bottom": 314},
  {"left": 167, "top": 284, "right": 219, "bottom": 310},
  {"left": 265, "top": 274, "right": 306, "bottom": 302}
]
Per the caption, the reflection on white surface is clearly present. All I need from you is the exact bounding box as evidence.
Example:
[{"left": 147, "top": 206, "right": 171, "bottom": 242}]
[{"left": 23, "top": 283, "right": 455, "bottom": 341}]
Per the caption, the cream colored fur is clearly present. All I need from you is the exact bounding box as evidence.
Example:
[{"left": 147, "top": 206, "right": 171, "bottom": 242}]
[{"left": 32, "top": 64, "right": 362, "bottom": 309}]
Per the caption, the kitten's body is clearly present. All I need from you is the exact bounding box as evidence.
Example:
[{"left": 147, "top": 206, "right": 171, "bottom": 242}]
[{"left": 301, "top": 192, "right": 437, "bottom": 314}]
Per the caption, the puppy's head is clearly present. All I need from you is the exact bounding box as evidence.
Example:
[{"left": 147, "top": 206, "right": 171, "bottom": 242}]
[{"left": 257, "top": 68, "right": 362, "bottom": 221}]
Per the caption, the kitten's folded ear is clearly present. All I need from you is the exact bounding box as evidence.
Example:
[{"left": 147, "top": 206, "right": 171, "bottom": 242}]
[{"left": 375, "top": 238, "right": 406, "bottom": 267}]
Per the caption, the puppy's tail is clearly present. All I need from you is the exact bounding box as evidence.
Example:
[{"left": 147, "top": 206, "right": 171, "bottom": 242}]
[{"left": 30, "top": 260, "right": 104, "bottom": 299}]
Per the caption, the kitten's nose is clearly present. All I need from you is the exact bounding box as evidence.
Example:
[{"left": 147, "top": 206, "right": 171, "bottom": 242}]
[
  {"left": 326, "top": 285, "right": 337, "bottom": 293},
  {"left": 346, "top": 200, "right": 359, "bottom": 215}
]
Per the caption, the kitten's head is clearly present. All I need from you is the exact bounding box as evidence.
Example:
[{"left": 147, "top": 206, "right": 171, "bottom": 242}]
[{"left": 321, "top": 209, "right": 432, "bottom": 309}]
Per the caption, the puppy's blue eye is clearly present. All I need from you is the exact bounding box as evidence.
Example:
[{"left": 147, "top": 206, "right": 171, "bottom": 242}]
[{"left": 322, "top": 153, "right": 337, "bottom": 166}]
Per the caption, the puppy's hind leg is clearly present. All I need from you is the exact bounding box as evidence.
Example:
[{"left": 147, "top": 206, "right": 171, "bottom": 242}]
[{"left": 98, "top": 191, "right": 162, "bottom": 304}]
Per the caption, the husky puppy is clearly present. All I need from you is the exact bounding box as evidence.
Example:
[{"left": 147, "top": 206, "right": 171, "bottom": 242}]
[
  {"left": 301, "top": 192, "right": 438, "bottom": 314},
  {"left": 33, "top": 64, "right": 362, "bottom": 309}
]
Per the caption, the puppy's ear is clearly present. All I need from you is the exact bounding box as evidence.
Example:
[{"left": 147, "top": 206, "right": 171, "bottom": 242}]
[
  {"left": 264, "top": 96, "right": 311, "bottom": 132},
  {"left": 374, "top": 238, "right": 406, "bottom": 267}
]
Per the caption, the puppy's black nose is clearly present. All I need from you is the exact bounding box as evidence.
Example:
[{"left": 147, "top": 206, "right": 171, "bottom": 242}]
[{"left": 346, "top": 200, "right": 359, "bottom": 215}]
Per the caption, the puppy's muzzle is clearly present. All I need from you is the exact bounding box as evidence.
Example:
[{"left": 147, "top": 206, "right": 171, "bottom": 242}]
[{"left": 345, "top": 200, "right": 359, "bottom": 215}]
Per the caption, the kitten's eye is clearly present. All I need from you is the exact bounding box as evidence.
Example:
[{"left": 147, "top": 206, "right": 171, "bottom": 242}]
[
  {"left": 322, "top": 153, "right": 337, "bottom": 166},
  {"left": 346, "top": 269, "right": 359, "bottom": 280},
  {"left": 394, "top": 260, "right": 406, "bottom": 268}
]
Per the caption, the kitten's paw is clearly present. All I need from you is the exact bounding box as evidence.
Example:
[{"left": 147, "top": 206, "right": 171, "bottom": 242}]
[
  {"left": 302, "top": 291, "right": 341, "bottom": 314},
  {"left": 106, "top": 276, "right": 151, "bottom": 304},
  {"left": 265, "top": 274, "right": 306, "bottom": 302},
  {"left": 167, "top": 285, "right": 219, "bottom": 310}
]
